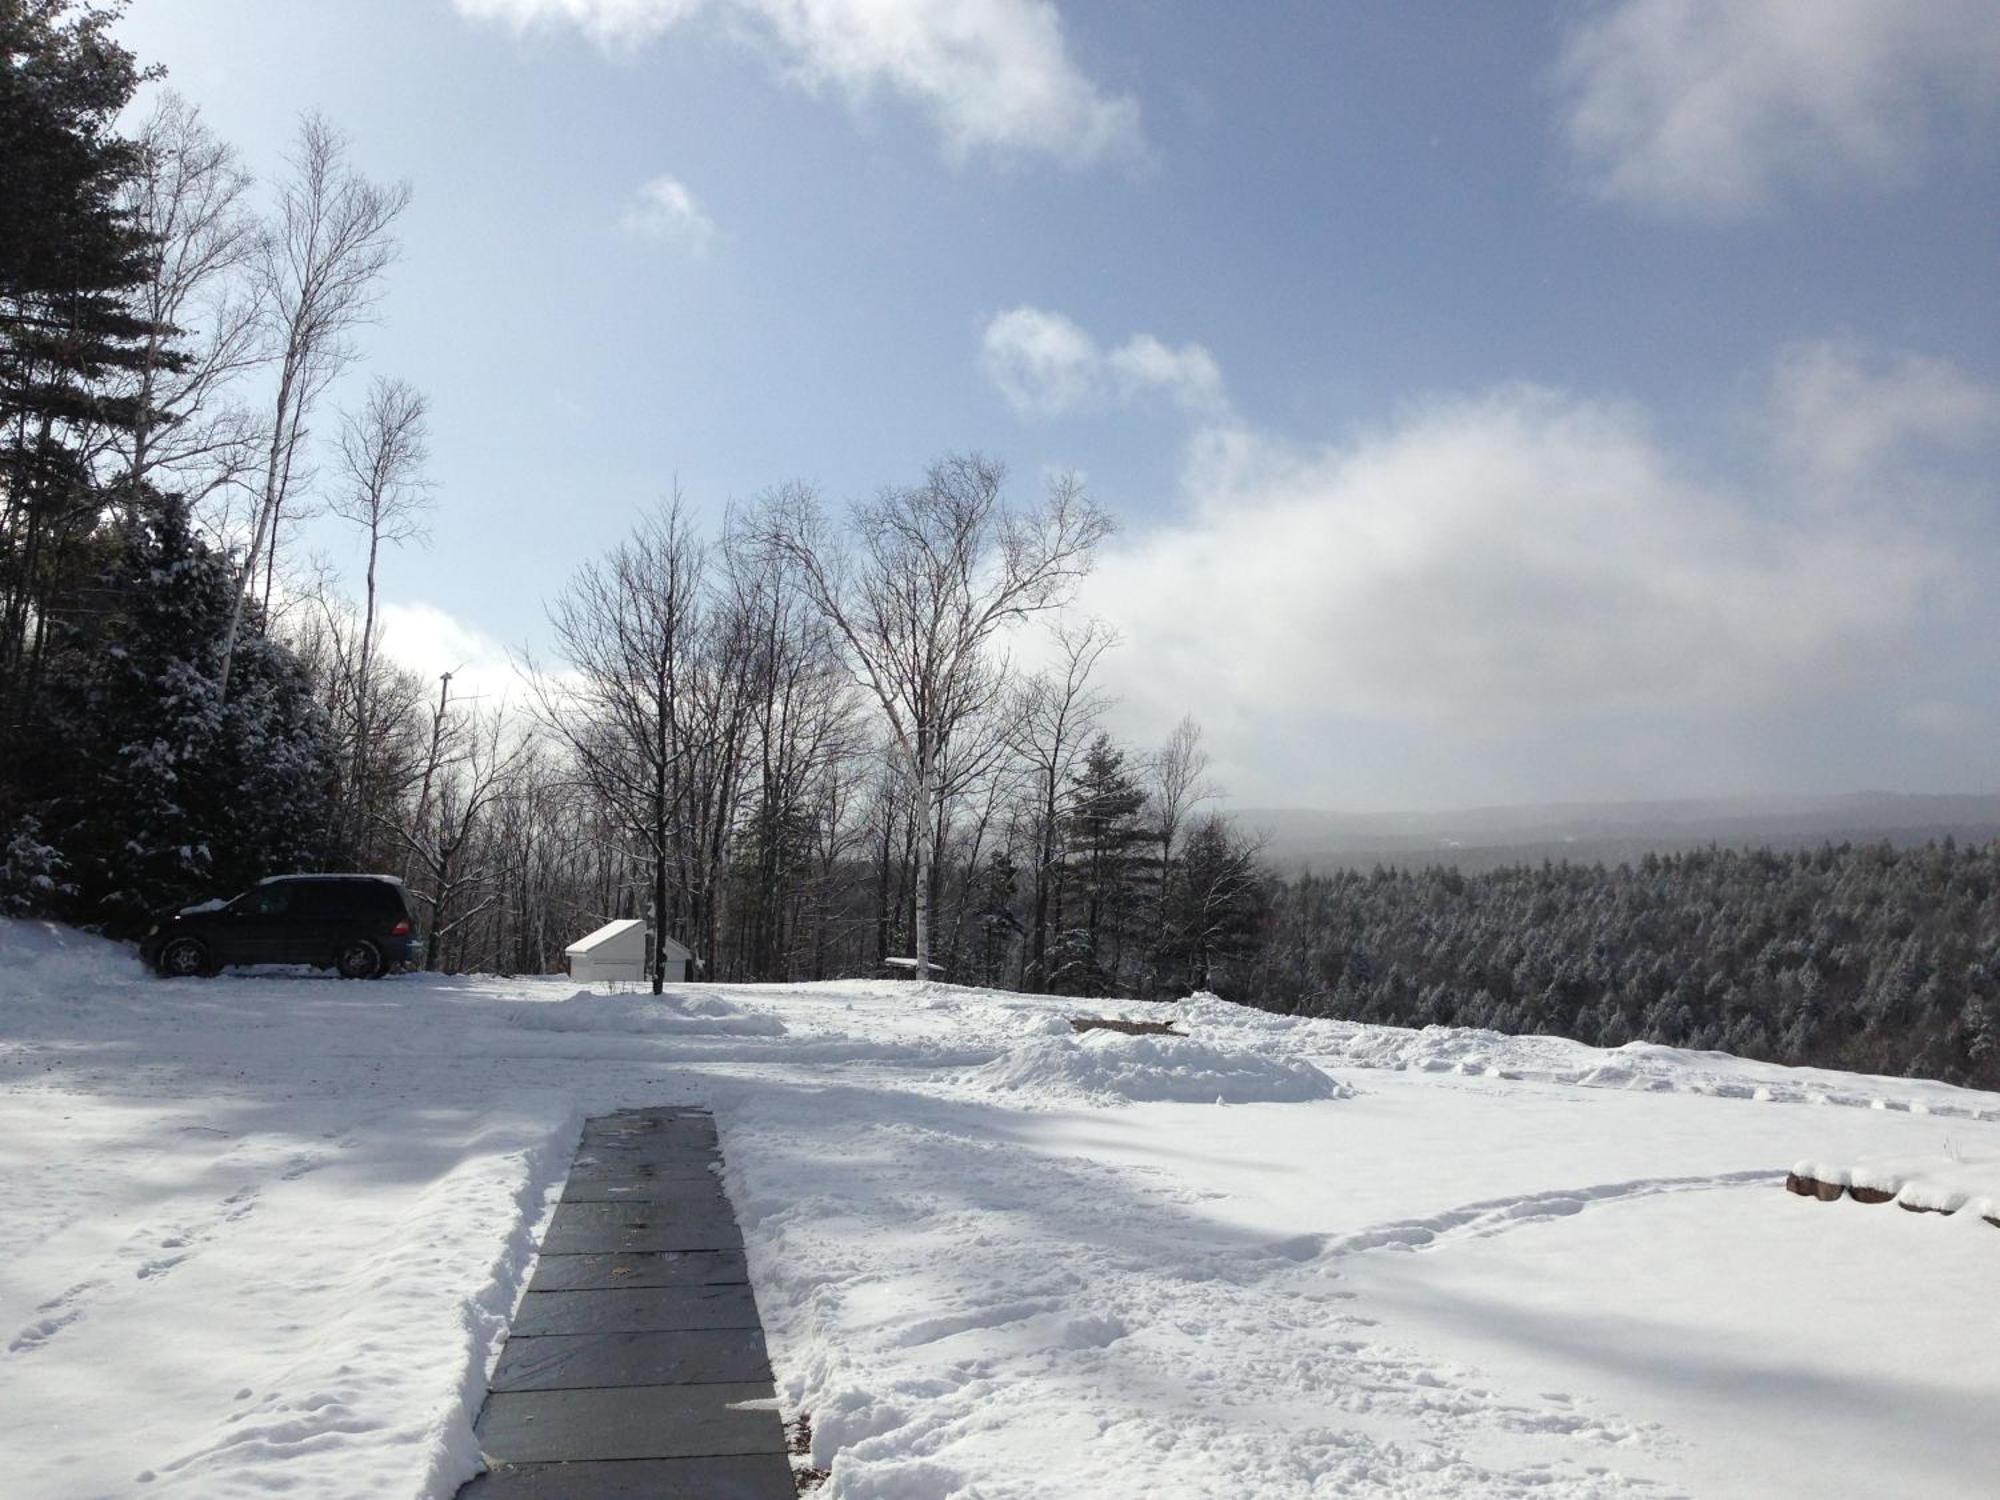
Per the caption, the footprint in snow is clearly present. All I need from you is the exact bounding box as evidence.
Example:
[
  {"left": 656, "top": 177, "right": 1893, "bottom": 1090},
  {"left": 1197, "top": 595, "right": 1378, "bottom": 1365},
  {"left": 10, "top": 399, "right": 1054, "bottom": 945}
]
[
  {"left": 7, "top": 1278, "right": 106, "bottom": 1353},
  {"left": 1296, "top": 1170, "right": 1779, "bottom": 1261}
]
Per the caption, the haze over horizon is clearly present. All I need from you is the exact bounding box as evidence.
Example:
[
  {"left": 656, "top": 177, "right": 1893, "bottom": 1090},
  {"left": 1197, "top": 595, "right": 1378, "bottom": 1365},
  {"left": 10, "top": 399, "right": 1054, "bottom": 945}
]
[{"left": 117, "top": 0, "right": 2000, "bottom": 813}]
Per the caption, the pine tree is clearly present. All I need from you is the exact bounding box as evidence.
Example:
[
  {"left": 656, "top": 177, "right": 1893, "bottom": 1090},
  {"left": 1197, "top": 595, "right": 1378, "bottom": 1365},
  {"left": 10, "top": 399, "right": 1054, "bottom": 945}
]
[
  {"left": 1, "top": 0, "right": 172, "bottom": 739},
  {"left": 1058, "top": 732, "right": 1150, "bottom": 993},
  {"left": 29, "top": 495, "right": 334, "bottom": 930},
  {"left": 1156, "top": 813, "right": 1264, "bottom": 997}
]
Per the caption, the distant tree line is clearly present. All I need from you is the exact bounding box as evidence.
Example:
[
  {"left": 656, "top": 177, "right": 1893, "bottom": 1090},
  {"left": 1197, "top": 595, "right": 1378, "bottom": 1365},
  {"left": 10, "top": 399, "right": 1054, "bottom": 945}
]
[{"left": 1246, "top": 842, "right": 2000, "bottom": 1090}]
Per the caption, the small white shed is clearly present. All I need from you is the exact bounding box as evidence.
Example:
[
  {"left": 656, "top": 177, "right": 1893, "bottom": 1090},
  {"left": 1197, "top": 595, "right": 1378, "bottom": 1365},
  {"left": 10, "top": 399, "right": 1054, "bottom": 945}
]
[{"left": 564, "top": 920, "right": 694, "bottom": 984}]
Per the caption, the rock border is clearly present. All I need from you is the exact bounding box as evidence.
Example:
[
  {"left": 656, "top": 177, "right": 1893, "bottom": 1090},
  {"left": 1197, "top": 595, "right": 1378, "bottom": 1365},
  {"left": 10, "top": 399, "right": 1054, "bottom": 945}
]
[{"left": 1784, "top": 1172, "right": 2000, "bottom": 1229}]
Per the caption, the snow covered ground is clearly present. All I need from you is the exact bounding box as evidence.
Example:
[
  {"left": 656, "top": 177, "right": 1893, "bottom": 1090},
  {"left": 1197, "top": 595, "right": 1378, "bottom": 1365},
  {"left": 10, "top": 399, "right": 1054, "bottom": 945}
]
[{"left": 3, "top": 919, "right": 1998, "bottom": 1499}]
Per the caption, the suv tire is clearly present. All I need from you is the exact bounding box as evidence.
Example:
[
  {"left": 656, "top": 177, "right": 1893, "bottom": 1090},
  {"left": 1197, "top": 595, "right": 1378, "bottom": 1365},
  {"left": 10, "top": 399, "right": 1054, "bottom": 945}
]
[
  {"left": 158, "top": 937, "right": 212, "bottom": 978},
  {"left": 335, "top": 938, "right": 383, "bottom": 980}
]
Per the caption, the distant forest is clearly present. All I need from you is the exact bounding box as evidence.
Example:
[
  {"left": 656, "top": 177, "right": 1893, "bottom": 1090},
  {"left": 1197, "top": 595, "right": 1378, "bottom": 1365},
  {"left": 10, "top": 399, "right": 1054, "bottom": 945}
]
[
  {"left": 5, "top": 6, "right": 1996, "bottom": 1095},
  {"left": 1247, "top": 841, "right": 2000, "bottom": 1091}
]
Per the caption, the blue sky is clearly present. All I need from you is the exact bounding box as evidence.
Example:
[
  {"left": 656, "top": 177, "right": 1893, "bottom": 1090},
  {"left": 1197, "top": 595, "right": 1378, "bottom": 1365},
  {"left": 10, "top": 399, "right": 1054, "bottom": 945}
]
[{"left": 116, "top": 0, "right": 2000, "bottom": 810}]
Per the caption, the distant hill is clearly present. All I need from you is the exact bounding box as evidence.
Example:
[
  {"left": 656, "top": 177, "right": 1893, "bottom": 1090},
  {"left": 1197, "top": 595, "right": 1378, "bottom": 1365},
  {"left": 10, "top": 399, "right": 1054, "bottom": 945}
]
[{"left": 1233, "top": 792, "right": 2000, "bottom": 874}]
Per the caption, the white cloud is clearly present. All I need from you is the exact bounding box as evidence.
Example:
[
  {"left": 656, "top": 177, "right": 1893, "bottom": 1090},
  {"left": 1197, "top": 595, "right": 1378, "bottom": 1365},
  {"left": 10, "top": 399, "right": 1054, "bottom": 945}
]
[
  {"left": 1769, "top": 340, "right": 2000, "bottom": 495},
  {"left": 1094, "top": 386, "right": 1938, "bottom": 731},
  {"left": 457, "top": 0, "right": 701, "bottom": 47},
  {"left": 620, "top": 174, "right": 717, "bottom": 254},
  {"left": 1070, "top": 344, "right": 2000, "bottom": 805},
  {"left": 1553, "top": 0, "right": 2000, "bottom": 216},
  {"left": 456, "top": 0, "right": 1142, "bottom": 166},
  {"left": 377, "top": 601, "right": 521, "bottom": 716},
  {"left": 981, "top": 306, "right": 1226, "bottom": 419}
]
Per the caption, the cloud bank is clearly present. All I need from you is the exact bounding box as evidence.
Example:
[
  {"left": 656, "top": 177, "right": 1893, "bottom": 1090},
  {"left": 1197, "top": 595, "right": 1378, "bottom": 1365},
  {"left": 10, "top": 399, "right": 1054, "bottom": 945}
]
[
  {"left": 456, "top": 0, "right": 1142, "bottom": 166},
  {"left": 1095, "top": 387, "right": 1940, "bottom": 734},
  {"left": 988, "top": 314, "right": 1997, "bottom": 805},
  {"left": 1554, "top": 0, "right": 2000, "bottom": 216}
]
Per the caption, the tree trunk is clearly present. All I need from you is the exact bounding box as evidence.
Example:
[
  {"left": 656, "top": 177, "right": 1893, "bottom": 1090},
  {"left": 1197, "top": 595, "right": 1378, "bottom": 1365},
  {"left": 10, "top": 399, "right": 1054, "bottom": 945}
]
[
  {"left": 652, "top": 772, "right": 668, "bottom": 996},
  {"left": 911, "top": 744, "right": 934, "bottom": 982},
  {"left": 220, "top": 355, "right": 298, "bottom": 697}
]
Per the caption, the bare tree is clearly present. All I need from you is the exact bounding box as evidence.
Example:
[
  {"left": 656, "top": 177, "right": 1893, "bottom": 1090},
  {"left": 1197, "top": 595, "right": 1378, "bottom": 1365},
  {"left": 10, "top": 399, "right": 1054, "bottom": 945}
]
[
  {"left": 1011, "top": 616, "right": 1118, "bottom": 989},
  {"left": 530, "top": 497, "right": 706, "bottom": 995},
  {"left": 329, "top": 376, "right": 431, "bottom": 847},
  {"left": 757, "top": 455, "right": 1112, "bottom": 982},
  {"left": 219, "top": 113, "right": 409, "bottom": 695},
  {"left": 1143, "top": 714, "right": 1219, "bottom": 994},
  {"left": 718, "top": 527, "right": 866, "bottom": 978},
  {"left": 117, "top": 92, "right": 265, "bottom": 518},
  {"left": 1151, "top": 715, "right": 1216, "bottom": 873},
  {"left": 391, "top": 675, "right": 520, "bottom": 970}
]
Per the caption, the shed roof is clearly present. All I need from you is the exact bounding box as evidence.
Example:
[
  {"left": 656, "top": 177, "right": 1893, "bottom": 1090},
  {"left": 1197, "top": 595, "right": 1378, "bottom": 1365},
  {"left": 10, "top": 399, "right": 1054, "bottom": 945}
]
[
  {"left": 565, "top": 918, "right": 642, "bottom": 956},
  {"left": 563, "top": 919, "right": 695, "bottom": 961}
]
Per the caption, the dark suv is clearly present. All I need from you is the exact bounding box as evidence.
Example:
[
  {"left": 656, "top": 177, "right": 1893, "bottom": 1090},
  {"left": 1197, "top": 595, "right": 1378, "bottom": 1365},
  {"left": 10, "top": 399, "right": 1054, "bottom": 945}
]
[{"left": 141, "top": 874, "right": 420, "bottom": 979}]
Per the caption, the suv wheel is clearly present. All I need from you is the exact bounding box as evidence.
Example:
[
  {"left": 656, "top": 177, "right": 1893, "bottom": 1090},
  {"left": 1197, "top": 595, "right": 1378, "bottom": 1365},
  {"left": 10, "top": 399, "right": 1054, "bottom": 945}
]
[
  {"left": 158, "top": 937, "right": 211, "bottom": 978},
  {"left": 335, "top": 939, "right": 383, "bottom": 980}
]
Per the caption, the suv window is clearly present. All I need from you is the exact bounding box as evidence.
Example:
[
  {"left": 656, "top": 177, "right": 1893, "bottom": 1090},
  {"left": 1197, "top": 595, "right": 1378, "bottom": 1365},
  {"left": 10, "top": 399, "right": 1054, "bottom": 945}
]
[
  {"left": 239, "top": 885, "right": 292, "bottom": 916},
  {"left": 302, "top": 881, "right": 357, "bottom": 915},
  {"left": 361, "top": 882, "right": 406, "bottom": 916}
]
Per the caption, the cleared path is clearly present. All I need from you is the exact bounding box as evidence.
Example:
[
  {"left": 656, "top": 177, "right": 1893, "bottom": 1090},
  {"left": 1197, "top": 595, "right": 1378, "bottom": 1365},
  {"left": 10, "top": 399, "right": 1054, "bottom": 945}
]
[{"left": 459, "top": 1108, "right": 794, "bottom": 1499}]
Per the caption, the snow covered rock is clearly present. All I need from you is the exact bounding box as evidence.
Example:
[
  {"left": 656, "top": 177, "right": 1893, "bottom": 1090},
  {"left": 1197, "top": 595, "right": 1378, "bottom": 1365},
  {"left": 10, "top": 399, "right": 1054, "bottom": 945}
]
[
  {"left": 961, "top": 1028, "right": 1350, "bottom": 1106},
  {"left": 1788, "top": 1151, "right": 2000, "bottom": 1223}
]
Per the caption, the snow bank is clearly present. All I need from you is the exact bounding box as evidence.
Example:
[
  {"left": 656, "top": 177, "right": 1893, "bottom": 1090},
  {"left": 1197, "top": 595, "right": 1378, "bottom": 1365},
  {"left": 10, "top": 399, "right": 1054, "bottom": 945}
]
[
  {"left": 960, "top": 1028, "right": 1350, "bottom": 1106},
  {"left": 1166, "top": 992, "right": 2000, "bottom": 1121},
  {"left": 503, "top": 989, "right": 786, "bottom": 1037},
  {"left": 0, "top": 918, "right": 143, "bottom": 989}
]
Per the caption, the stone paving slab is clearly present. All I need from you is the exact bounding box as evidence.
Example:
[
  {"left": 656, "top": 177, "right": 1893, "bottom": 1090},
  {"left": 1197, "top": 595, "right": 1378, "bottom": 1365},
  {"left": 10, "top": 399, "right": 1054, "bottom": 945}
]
[
  {"left": 476, "top": 1382, "right": 783, "bottom": 1464},
  {"left": 560, "top": 1177, "right": 718, "bottom": 1203},
  {"left": 564, "top": 1156, "right": 721, "bottom": 1189},
  {"left": 511, "top": 1284, "right": 763, "bottom": 1336},
  {"left": 559, "top": 1175, "right": 735, "bottom": 1210},
  {"left": 540, "top": 1199, "right": 745, "bottom": 1254},
  {"left": 457, "top": 1109, "right": 791, "bottom": 1499},
  {"left": 460, "top": 1454, "right": 797, "bottom": 1499},
  {"left": 491, "top": 1328, "right": 772, "bottom": 1392},
  {"left": 525, "top": 1248, "right": 748, "bottom": 1292},
  {"left": 575, "top": 1132, "right": 720, "bottom": 1160},
  {"left": 583, "top": 1115, "right": 717, "bottom": 1149}
]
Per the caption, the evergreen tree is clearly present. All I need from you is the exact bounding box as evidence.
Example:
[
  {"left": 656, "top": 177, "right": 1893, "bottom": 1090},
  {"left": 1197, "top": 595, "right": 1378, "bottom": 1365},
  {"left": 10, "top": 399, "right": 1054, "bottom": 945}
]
[
  {"left": 1, "top": 0, "right": 170, "bottom": 738},
  {"left": 1252, "top": 841, "right": 2000, "bottom": 1089},
  {"left": 27, "top": 496, "right": 334, "bottom": 931},
  {"left": 1156, "top": 813, "right": 1264, "bottom": 998},
  {"left": 1057, "top": 732, "right": 1150, "bottom": 992}
]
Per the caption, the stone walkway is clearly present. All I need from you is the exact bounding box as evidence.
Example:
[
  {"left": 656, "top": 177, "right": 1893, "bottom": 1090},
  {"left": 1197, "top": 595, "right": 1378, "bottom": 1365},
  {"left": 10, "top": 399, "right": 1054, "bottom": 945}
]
[{"left": 459, "top": 1108, "right": 795, "bottom": 1499}]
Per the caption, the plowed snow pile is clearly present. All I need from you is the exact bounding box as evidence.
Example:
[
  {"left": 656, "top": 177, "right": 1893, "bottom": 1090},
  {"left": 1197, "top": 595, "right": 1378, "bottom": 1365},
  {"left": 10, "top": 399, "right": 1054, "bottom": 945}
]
[
  {"left": 504, "top": 989, "right": 786, "bottom": 1037},
  {"left": 962, "top": 1028, "right": 1350, "bottom": 1105}
]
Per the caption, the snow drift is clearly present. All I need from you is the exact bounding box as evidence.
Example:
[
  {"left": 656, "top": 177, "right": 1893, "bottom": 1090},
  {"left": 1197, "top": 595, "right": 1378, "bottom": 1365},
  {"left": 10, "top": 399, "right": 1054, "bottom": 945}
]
[
  {"left": 504, "top": 989, "right": 787, "bottom": 1037},
  {"left": 961, "top": 1028, "right": 1350, "bottom": 1106}
]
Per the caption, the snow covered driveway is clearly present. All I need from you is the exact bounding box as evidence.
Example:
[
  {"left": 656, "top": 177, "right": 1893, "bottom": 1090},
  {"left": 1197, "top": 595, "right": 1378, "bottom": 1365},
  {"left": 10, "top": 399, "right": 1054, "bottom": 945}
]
[{"left": 3, "top": 921, "right": 1998, "bottom": 1498}]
